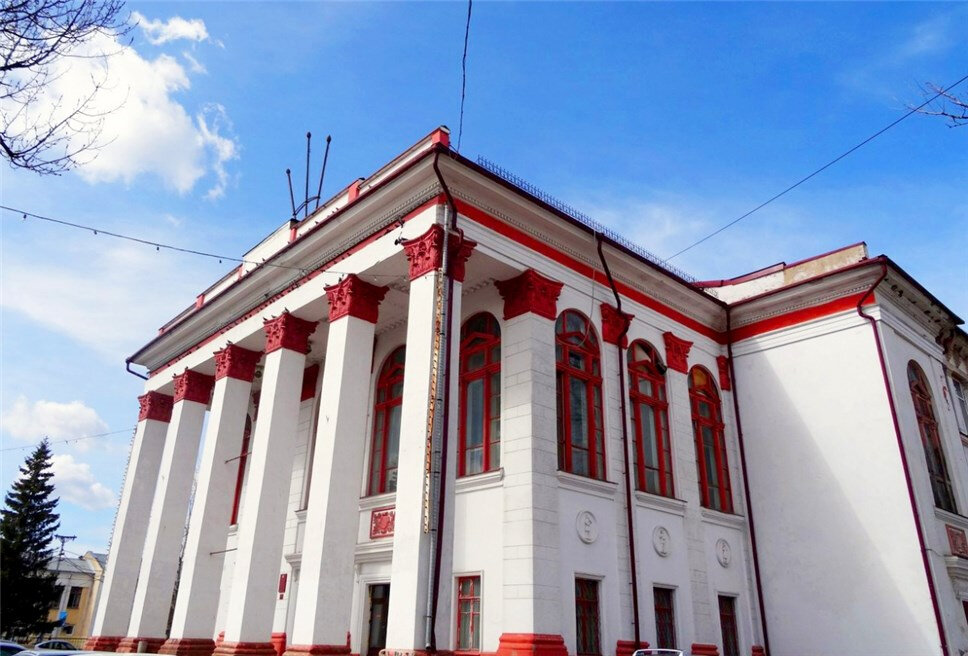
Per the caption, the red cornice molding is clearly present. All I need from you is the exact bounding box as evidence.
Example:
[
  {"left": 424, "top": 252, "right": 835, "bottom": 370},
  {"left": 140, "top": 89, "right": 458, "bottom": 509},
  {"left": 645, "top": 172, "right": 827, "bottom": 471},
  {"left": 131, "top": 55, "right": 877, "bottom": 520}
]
[
  {"left": 173, "top": 369, "right": 215, "bottom": 404},
  {"left": 401, "top": 224, "right": 478, "bottom": 282},
  {"left": 325, "top": 274, "right": 389, "bottom": 324},
  {"left": 663, "top": 331, "right": 693, "bottom": 374},
  {"left": 731, "top": 291, "right": 874, "bottom": 343},
  {"left": 264, "top": 312, "right": 318, "bottom": 355},
  {"left": 717, "top": 355, "right": 732, "bottom": 391},
  {"left": 494, "top": 269, "right": 563, "bottom": 320},
  {"left": 601, "top": 302, "right": 634, "bottom": 347},
  {"left": 214, "top": 345, "right": 262, "bottom": 382},
  {"left": 138, "top": 391, "right": 174, "bottom": 422}
]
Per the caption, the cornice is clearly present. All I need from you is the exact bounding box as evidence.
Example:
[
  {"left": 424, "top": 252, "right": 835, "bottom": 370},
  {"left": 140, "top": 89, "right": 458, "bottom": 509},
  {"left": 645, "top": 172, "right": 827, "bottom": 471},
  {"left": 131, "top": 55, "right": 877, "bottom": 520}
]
[
  {"left": 557, "top": 471, "right": 618, "bottom": 500},
  {"left": 633, "top": 491, "right": 688, "bottom": 517},
  {"left": 455, "top": 468, "right": 504, "bottom": 494},
  {"left": 700, "top": 507, "right": 746, "bottom": 530}
]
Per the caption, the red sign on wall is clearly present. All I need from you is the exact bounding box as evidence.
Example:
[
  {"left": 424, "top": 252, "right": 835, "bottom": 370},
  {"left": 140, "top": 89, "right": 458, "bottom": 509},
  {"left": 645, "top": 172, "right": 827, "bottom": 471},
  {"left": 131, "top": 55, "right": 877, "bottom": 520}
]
[
  {"left": 370, "top": 506, "right": 396, "bottom": 539},
  {"left": 947, "top": 525, "right": 968, "bottom": 558}
]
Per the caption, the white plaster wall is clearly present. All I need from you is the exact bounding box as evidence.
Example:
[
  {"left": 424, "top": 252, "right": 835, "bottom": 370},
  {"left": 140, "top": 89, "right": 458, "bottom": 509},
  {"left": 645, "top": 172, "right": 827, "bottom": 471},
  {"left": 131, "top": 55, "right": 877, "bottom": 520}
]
[{"left": 733, "top": 310, "right": 940, "bottom": 655}]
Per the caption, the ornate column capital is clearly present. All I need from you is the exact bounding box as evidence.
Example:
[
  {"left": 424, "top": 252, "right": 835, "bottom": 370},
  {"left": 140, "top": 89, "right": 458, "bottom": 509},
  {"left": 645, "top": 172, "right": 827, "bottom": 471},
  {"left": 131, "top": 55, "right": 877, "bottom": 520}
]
[
  {"left": 662, "top": 331, "right": 693, "bottom": 374},
  {"left": 401, "top": 224, "right": 477, "bottom": 282},
  {"left": 214, "top": 345, "right": 262, "bottom": 382},
  {"left": 600, "top": 303, "right": 634, "bottom": 347},
  {"left": 138, "top": 391, "right": 174, "bottom": 422},
  {"left": 716, "top": 355, "right": 732, "bottom": 391},
  {"left": 173, "top": 369, "right": 215, "bottom": 404},
  {"left": 324, "top": 274, "right": 389, "bottom": 323},
  {"left": 494, "top": 269, "right": 564, "bottom": 320},
  {"left": 264, "top": 312, "right": 318, "bottom": 354}
]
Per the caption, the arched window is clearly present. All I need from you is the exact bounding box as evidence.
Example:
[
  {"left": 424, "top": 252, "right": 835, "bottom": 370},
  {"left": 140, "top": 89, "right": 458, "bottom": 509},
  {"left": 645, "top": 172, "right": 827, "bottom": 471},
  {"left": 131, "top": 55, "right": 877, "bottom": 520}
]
[
  {"left": 628, "top": 340, "right": 673, "bottom": 497},
  {"left": 459, "top": 313, "right": 502, "bottom": 476},
  {"left": 556, "top": 310, "right": 606, "bottom": 480},
  {"left": 369, "top": 346, "right": 405, "bottom": 495},
  {"left": 908, "top": 361, "right": 956, "bottom": 512},
  {"left": 690, "top": 366, "right": 732, "bottom": 512}
]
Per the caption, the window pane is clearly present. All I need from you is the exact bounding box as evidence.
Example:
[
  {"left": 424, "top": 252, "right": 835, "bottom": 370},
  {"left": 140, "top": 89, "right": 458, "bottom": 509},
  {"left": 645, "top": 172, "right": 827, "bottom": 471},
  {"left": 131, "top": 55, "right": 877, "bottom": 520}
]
[
  {"left": 465, "top": 379, "right": 485, "bottom": 449},
  {"left": 570, "top": 378, "right": 589, "bottom": 448}
]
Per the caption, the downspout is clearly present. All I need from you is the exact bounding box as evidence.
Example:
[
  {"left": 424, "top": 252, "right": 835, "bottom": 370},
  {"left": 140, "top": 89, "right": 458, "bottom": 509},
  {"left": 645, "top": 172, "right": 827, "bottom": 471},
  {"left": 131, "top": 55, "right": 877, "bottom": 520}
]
[
  {"left": 857, "top": 262, "right": 949, "bottom": 656},
  {"left": 724, "top": 308, "right": 770, "bottom": 655},
  {"left": 596, "top": 236, "right": 642, "bottom": 648},
  {"left": 425, "top": 149, "right": 461, "bottom": 651}
]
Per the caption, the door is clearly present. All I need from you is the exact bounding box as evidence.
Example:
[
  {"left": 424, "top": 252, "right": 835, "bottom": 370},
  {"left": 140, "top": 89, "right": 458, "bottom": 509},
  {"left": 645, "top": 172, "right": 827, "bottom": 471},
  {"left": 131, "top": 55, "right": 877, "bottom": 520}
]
[{"left": 366, "top": 584, "right": 390, "bottom": 656}]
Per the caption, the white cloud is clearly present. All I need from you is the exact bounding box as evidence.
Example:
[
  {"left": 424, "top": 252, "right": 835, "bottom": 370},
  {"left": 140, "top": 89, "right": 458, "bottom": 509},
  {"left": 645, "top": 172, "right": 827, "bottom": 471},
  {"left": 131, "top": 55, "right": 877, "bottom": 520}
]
[
  {"left": 133, "top": 11, "right": 210, "bottom": 45},
  {"left": 2, "top": 396, "right": 109, "bottom": 443},
  {"left": 51, "top": 454, "right": 117, "bottom": 510},
  {"left": 182, "top": 51, "right": 207, "bottom": 74}
]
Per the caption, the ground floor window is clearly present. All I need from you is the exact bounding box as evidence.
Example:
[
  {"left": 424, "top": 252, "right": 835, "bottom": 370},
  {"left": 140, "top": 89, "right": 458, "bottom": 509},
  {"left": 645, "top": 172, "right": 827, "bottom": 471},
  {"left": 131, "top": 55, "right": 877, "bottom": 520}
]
[
  {"left": 719, "top": 596, "right": 739, "bottom": 656},
  {"left": 653, "top": 587, "right": 677, "bottom": 649},
  {"left": 456, "top": 576, "right": 481, "bottom": 651},
  {"left": 575, "top": 578, "right": 602, "bottom": 656}
]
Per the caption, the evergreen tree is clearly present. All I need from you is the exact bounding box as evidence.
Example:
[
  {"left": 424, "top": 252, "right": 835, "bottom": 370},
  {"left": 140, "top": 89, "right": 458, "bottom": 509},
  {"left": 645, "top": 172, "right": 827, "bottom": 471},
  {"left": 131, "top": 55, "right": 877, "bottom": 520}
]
[{"left": 1, "top": 439, "right": 61, "bottom": 639}]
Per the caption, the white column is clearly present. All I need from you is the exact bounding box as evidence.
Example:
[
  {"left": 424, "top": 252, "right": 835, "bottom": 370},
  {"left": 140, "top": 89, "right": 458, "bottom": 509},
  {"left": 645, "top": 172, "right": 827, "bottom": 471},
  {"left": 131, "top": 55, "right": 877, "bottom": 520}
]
[
  {"left": 123, "top": 370, "right": 214, "bottom": 653},
  {"left": 286, "top": 275, "right": 387, "bottom": 656},
  {"left": 163, "top": 346, "right": 262, "bottom": 656},
  {"left": 493, "top": 270, "right": 567, "bottom": 656},
  {"left": 87, "top": 392, "right": 173, "bottom": 652},
  {"left": 215, "top": 312, "right": 318, "bottom": 656}
]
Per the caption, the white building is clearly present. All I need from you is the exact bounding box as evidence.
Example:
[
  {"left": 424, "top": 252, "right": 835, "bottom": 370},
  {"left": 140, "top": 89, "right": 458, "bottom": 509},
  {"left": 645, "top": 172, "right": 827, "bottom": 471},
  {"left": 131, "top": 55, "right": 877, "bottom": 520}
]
[{"left": 87, "top": 127, "right": 968, "bottom": 656}]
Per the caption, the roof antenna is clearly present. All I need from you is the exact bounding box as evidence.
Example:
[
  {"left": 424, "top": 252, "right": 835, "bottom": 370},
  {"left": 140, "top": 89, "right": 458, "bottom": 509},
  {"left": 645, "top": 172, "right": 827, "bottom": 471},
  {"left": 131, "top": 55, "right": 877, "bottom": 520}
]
[
  {"left": 287, "top": 132, "right": 333, "bottom": 220},
  {"left": 286, "top": 168, "right": 296, "bottom": 218},
  {"left": 304, "top": 132, "right": 311, "bottom": 219},
  {"left": 315, "top": 135, "right": 332, "bottom": 210}
]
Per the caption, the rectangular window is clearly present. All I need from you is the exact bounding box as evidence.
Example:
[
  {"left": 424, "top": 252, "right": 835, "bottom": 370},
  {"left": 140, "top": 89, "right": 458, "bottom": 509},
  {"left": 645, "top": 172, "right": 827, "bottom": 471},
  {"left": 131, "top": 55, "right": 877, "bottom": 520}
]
[
  {"left": 719, "top": 596, "right": 739, "bottom": 656},
  {"left": 67, "top": 586, "right": 83, "bottom": 609},
  {"left": 575, "top": 578, "right": 601, "bottom": 656},
  {"left": 456, "top": 576, "right": 481, "bottom": 651},
  {"left": 51, "top": 585, "right": 65, "bottom": 610},
  {"left": 653, "top": 587, "right": 677, "bottom": 649},
  {"left": 953, "top": 378, "right": 968, "bottom": 434}
]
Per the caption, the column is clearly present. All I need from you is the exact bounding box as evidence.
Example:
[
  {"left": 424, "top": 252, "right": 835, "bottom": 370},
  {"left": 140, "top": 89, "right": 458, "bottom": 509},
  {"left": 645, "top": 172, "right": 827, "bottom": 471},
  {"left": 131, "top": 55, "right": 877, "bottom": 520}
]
[
  {"left": 162, "top": 345, "right": 263, "bottom": 656},
  {"left": 384, "top": 225, "right": 474, "bottom": 654},
  {"left": 493, "top": 269, "right": 568, "bottom": 656},
  {"left": 284, "top": 275, "right": 387, "bottom": 656},
  {"left": 86, "top": 392, "right": 173, "bottom": 652},
  {"left": 215, "top": 312, "right": 318, "bottom": 656},
  {"left": 121, "top": 370, "right": 215, "bottom": 653}
]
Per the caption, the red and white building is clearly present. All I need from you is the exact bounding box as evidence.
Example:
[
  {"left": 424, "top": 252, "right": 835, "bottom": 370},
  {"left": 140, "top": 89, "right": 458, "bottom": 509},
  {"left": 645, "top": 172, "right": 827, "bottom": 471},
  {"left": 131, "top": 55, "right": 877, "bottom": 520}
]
[{"left": 86, "top": 128, "right": 968, "bottom": 656}]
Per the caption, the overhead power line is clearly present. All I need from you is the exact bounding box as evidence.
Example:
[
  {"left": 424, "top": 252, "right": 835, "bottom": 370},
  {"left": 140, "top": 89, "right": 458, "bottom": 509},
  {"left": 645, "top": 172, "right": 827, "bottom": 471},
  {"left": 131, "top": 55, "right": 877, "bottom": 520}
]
[
  {"left": 0, "top": 428, "right": 136, "bottom": 452},
  {"left": 664, "top": 71, "right": 968, "bottom": 262}
]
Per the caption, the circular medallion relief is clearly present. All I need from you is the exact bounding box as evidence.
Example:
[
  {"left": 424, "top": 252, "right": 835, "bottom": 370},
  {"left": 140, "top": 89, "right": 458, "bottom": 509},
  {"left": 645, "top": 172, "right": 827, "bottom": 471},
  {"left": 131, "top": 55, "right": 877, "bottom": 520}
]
[
  {"left": 716, "top": 538, "right": 732, "bottom": 567},
  {"left": 653, "top": 526, "right": 671, "bottom": 557},
  {"left": 576, "top": 510, "right": 598, "bottom": 544}
]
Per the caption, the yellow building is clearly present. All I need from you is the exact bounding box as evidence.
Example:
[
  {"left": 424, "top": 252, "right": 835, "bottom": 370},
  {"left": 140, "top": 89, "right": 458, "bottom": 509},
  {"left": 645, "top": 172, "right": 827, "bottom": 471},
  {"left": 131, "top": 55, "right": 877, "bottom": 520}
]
[{"left": 41, "top": 552, "right": 107, "bottom": 646}]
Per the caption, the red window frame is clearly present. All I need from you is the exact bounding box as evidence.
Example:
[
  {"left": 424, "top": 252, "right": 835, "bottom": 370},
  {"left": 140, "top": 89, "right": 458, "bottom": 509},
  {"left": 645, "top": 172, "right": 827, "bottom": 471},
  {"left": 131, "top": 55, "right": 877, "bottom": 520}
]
[
  {"left": 368, "top": 346, "right": 406, "bottom": 496},
  {"left": 689, "top": 366, "right": 732, "bottom": 513},
  {"left": 628, "top": 340, "right": 673, "bottom": 497},
  {"left": 459, "top": 313, "right": 502, "bottom": 477},
  {"left": 908, "top": 361, "right": 956, "bottom": 512},
  {"left": 653, "top": 587, "right": 677, "bottom": 649},
  {"left": 718, "top": 596, "right": 739, "bottom": 656},
  {"left": 556, "top": 310, "right": 606, "bottom": 480},
  {"left": 230, "top": 414, "right": 252, "bottom": 525},
  {"left": 574, "top": 578, "right": 601, "bottom": 656},
  {"left": 456, "top": 575, "right": 481, "bottom": 652}
]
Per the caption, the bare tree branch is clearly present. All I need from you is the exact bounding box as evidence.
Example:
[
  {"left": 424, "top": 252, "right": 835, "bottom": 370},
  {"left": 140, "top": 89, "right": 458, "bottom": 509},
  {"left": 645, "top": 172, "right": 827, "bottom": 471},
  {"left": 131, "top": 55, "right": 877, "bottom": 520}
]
[{"left": 912, "top": 82, "right": 968, "bottom": 128}]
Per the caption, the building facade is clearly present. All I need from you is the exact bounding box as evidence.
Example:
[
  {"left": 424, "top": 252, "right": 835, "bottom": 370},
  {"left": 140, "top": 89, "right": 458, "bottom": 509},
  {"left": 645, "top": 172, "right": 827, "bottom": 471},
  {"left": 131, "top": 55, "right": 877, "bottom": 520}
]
[
  {"left": 86, "top": 128, "right": 968, "bottom": 656},
  {"left": 44, "top": 551, "right": 107, "bottom": 645}
]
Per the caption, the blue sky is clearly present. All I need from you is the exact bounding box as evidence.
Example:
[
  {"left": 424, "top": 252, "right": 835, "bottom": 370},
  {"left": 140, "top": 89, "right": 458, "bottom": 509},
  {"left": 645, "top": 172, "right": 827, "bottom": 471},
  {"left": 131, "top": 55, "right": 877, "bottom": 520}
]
[{"left": 1, "top": 2, "right": 966, "bottom": 554}]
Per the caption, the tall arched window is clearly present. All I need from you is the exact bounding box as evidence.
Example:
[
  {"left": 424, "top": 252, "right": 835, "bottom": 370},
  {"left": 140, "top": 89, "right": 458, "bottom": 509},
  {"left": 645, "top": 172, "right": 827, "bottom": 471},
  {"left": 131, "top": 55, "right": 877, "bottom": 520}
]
[
  {"left": 690, "top": 366, "right": 732, "bottom": 512},
  {"left": 628, "top": 340, "right": 673, "bottom": 497},
  {"left": 369, "top": 346, "right": 405, "bottom": 495},
  {"left": 459, "top": 313, "right": 502, "bottom": 476},
  {"left": 556, "top": 310, "right": 606, "bottom": 480},
  {"left": 908, "top": 361, "right": 956, "bottom": 512}
]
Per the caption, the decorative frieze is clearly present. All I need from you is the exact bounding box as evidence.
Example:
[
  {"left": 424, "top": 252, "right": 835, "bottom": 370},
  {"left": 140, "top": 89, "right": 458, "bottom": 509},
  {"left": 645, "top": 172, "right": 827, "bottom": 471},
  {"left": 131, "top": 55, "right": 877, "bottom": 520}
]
[
  {"left": 717, "top": 355, "right": 732, "bottom": 391},
  {"left": 264, "top": 312, "right": 318, "bottom": 354},
  {"left": 494, "top": 269, "right": 564, "bottom": 320},
  {"left": 138, "top": 391, "right": 174, "bottom": 422},
  {"left": 600, "top": 302, "right": 634, "bottom": 347},
  {"left": 214, "top": 345, "right": 262, "bottom": 382},
  {"left": 324, "top": 274, "right": 388, "bottom": 324},
  {"left": 173, "top": 370, "right": 215, "bottom": 405},
  {"left": 662, "top": 331, "right": 693, "bottom": 374},
  {"left": 401, "top": 224, "right": 477, "bottom": 282}
]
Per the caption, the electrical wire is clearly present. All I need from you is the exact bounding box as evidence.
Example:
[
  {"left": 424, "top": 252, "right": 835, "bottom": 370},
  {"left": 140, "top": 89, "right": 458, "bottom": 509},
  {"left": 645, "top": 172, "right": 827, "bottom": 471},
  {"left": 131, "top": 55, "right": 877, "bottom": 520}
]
[
  {"left": 456, "top": 0, "right": 473, "bottom": 152},
  {"left": 664, "top": 71, "right": 968, "bottom": 262},
  {"left": 0, "top": 428, "right": 136, "bottom": 452}
]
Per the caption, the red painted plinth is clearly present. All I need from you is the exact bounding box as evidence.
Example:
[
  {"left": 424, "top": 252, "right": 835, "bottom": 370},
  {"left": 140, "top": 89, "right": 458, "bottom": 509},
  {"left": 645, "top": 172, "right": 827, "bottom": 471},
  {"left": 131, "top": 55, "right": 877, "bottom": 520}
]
[
  {"left": 283, "top": 645, "right": 351, "bottom": 656},
  {"left": 85, "top": 636, "right": 123, "bottom": 652},
  {"left": 117, "top": 637, "right": 167, "bottom": 653},
  {"left": 496, "top": 633, "right": 568, "bottom": 656},
  {"left": 159, "top": 638, "right": 217, "bottom": 656},
  {"left": 213, "top": 642, "right": 279, "bottom": 656},
  {"left": 615, "top": 640, "right": 648, "bottom": 656},
  {"left": 691, "top": 644, "right": 720, "bottom": 656},
  {"left": 751, "top": 647, "right": 766, "bottom": 656},
  {"left": 270, "top": 634, "right": 287, "bottom": 656}
]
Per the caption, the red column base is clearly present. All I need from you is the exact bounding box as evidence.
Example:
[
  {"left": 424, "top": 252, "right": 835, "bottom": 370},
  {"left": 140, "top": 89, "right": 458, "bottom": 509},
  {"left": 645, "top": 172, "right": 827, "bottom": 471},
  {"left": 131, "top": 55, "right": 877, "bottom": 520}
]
[
  {"left": 117, "top": 637, "right": 167, "bottom": 653},
  {"left": 84, "top": 636, "right": 124, "bottom": 652},
  {"left": 615, "top": 640, "right": 648, "bottom": 656},
  {"left": 691, "top": 644, "right": 720, "bottom": 656},
  {"left": 270, "top": 634, "right": 287, "bottom": 656},
  {"left": 496, "top": 634, "right": 568, "bottom": 656},
  {"left": 284, "top": 645, "right": 351, "bottom": 656},
  {"left": 213, "top": 642, "right": 279, "bottom": 656},
  {"left": 751, "top": 647, "right": 766, "bottom": 656},
  {"left": 159, "top": 638, "right": 217, "bottom": 656}
]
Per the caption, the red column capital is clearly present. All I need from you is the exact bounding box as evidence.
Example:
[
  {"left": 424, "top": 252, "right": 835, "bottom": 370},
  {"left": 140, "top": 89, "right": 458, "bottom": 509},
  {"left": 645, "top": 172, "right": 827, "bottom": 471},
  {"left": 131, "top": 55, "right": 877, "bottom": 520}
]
[
  {"left": 138, "top": 391, "right": 174, "bottom": 422},
  {"left": 601, "top": 302, "right": 634, "bottom": 347},
  {"left": 494, "top": 269, "right": 564, "bottom": 320},
  {"left": 401, "top": 224, "right": 477, "bottom": 282},
  {"left": 324, "top": 274, "right": 389, "bottom": 324},
  {"left": 264, "top": 312, "right": 318, "bottom": 354},
  {"left": 173, "top": 369, "right": 216, "bottom": 404},
  {"left": 662, "top": 331, "right": 694, "bottom": 374},
  {"left": 214, "top": 345, "right": 263, "bottom": 382}
]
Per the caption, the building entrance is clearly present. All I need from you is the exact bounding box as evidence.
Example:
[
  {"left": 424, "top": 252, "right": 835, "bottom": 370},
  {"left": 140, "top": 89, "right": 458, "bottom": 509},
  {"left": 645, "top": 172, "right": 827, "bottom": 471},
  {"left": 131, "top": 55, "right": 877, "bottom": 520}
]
[{"left": 366, "top": 583, "right": 390, "bottom": 656}]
